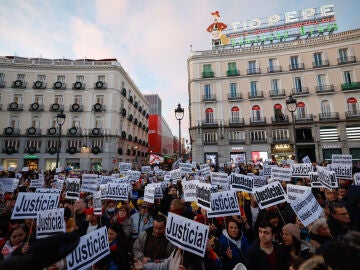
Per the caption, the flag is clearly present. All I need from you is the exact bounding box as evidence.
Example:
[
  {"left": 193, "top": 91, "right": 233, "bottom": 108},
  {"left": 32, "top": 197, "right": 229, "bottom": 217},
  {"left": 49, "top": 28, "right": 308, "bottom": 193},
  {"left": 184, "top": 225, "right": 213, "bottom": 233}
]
[{"left": 149, "top": 154, "right": 164, "bottom": 164}]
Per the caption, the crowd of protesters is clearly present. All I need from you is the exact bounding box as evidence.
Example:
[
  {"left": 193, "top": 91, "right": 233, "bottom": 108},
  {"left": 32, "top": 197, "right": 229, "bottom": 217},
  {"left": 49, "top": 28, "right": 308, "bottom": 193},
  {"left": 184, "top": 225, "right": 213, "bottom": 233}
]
[{"left": 0, "top": 158, "right": 360, "bottom": 270}]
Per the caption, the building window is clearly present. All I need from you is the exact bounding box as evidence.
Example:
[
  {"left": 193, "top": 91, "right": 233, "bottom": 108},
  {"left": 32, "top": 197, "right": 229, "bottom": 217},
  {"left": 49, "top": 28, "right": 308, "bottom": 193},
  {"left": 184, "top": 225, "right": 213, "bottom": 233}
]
[
  {"left": 230, "top": 131, "right": 245, "bottom": 141},
  {"left": 96, "top": 95, "right": 104, "bottom": 104},
  {"left": 202, "top": 64, "right": 213, "bottom": 77},
  {"left": 72, "top": 116, "right": 81, "bottom": 128},
  {"left": 290, "top": 56, "right": 299, "bottom": 69},
  {"left": 74, "top": 95, "right": 82, "bottom": 105},
  {"left": 57, "top": 75, "right": 65, "bottom": 83},
  {"left": 251, "top": 105, "right": 261, "bottom": 120},
  {"left": 231, "top": 106, "right": 240, "bottom": 121},
  {"left": 274, "top": 103, "right": 283, "bottom": 119},
  {"left": 34, "top": 95, "right": 43, "bottom": 105},
  {"left": 250, "top": 130, "right": 266, "bottom": 141},
  {"left": 268, "top": 58, "right": 277, "bottom": 71},
  {"left": 98, "top": 75, "right": 105, "bottom": 82},
  {"left": 248, "top": 61, "right": 256, "bottom": 73},
  {"left": 319, "top": 127, "right": 339, "bottom": 142},
  {"left": 54, "top": 95, "right": 63, "bottom": 104},
  {"left": 14, "top": 94, "right": 23, "bottom": 104},
  {"left": 272, "top": 129, "right": 289, "bottom": 141},
  {"left": 205, "top": 108, "right": 214, "bottom": 123},
  {"left": 229, "top": 83, "right": 237, "bottom": 97},
  {"left": 321, "top": 100, "right": 331, "bottom": 116},
  {"left": 271, "top": 79, "right": 279, "bottom": 92},
  {"left": 313, "top": 53, "right": 323, "bottom": 66},
  {"left": 204, "top": 133, "right": 217, "bottom": 143},
  {"left": 76, "top": 75, "right": 84, "bottom": 82},
  {"left": 250, "top": 81, "right": 257, "bottom": 96},
  {"left": 343, "top": 71, "right": 352, "bottom": 84},
  {"left": 204, "top": 84, "right": 211, "bottom": 99},
  {"left": 17, "top": 74, "right": 26, "bottom": 82},
  {"left": 294, "top": 77, "right": 302, "bottom": 92},
  {"left": 11, "top": 116, "right": 20, "bottom": 128},
  {"left": 317, "top": 74, "right": 326, "bottom": 89},
  {"left": 0, "top": 73, "right": 5, "bottom": 82},
  {"left": 346, "top": 126, "right": 360, "bottom": 141},
  {"left": 347, "top": 97, "right": 358, "bottom": 113},
  {"left": 296, "top": 102, "right": 306, "bottom": 118},
  {"left": 95, "top": 117, "right": 103, "bottom": 129},
  {"left": 228, "top": 62, "right": 237, "bottom": 71},
  {"left": 339, "top": 48, "right": 348, "bottom": 61},
  {"left": 37, "top": 75, "right": 46, "bottom": 82},
  {"left": 31, "top": 117, "right": 40, "bottom": 129}
]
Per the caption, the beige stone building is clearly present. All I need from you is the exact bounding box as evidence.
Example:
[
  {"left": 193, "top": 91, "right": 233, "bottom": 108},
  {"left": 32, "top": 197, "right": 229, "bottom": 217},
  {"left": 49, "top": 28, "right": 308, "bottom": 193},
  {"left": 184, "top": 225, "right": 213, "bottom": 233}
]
[
  {"left": 0, "top": 57, "right": 149, "bottom": 171},
  {"left": 187, "top": 29, "right": 360, "bottom": 166}
]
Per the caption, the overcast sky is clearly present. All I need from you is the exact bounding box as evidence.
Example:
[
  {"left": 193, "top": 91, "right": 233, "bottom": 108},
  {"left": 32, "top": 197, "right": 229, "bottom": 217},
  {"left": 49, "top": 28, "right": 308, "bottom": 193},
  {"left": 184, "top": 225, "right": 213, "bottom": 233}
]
[{"left": 0, "top": 0, "right": 359, "bottom": 138}]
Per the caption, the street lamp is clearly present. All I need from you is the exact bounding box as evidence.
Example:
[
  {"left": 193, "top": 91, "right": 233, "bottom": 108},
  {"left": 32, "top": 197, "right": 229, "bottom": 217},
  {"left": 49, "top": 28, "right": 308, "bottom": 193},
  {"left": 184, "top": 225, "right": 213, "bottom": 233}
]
[
  {"left": 56, "top": 110, "right": 66, "bottom": 169},
  {"left": 286, "top": 95, "right": 297, "bottom": 161},
  {"left": 175, "top": 103, "right": 184, "bottom": 159}
]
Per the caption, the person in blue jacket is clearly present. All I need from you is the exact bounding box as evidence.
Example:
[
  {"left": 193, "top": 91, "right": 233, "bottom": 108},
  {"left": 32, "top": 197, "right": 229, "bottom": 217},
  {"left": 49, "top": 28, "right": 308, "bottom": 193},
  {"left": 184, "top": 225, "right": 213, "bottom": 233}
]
[{"left": 219, "top": 217, "right": 250, "bottom": 270}]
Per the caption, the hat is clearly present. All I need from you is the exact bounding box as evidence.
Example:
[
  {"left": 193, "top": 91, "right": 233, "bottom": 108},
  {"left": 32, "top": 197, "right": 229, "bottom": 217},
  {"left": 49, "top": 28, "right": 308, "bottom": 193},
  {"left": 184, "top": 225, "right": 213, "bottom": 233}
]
[
  {"left": 4, "top": 194, "right": 12, "bottom": 201},
  {"left": 83, "top": 207, "right": 94, "bottom": 215},
  {"left": 137, "top": 198, "right": 145, "bottom": 206},
  {"left": 282, "top": 223, "right": 301, "bottom": 241}
]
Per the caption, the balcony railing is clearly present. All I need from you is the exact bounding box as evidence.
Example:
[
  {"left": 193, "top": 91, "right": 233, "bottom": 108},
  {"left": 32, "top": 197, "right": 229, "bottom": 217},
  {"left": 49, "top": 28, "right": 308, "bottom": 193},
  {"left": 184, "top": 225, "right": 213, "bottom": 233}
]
[
  {"left": 3, "top": 127, "right": 20, "bottom": 136},
  {"left": 271, "top": 115, "right": 289, "bottom": 123},
  {"left": 312, "top": 60, "right": 329, "bottom": 68},
  {"left": 291, "top": 87, "right": 309, "bottom": 96},
  {"left": 251, "top": 138, "right": 267, "bottom": 143},
  {"left": 49, "top": 103, "right": 64, "bottom": 112},
  {"left": 202, "top": 94, "right": 216, "bottom": 102},
  {"left": 289, "top": 63, "right": 305, "bottom": 71},
  {"left": 295, "top": 114, "right": 314, "bottom": 122},
  {"left": 202, "top": 71, "right": 214, "bottom": 78},
  {"left": 229, "top": 118, "right": 244, "bottom": 126},
  {"left": 204, "top": 141, "right": 217, "bottom": 145},
  {"left": 337, "top": 56, "right": 356, "bottom": 65},
  {"left": 7, "top": 103, "right": 24, "bottom": 111},
  {"left": 67, "top": 127, "right": 82, "bottom": 136},
  {"left": 47, "top": 128, "right": 60, "bottom": 135},
  {"left": 69, "top": 104, "right": 84, "bottom": 112},
  {"left": 341, "top": 82, "right": 360, "bottom": 91},
  {"left": 269, "top": 89, "right": 285, "bottom": 98},
  {"left": 247, "top": 68, "right": 261, "bottom": 75},
  {"left": 227, "top": 69, "right": 240, "bottom": 76},
  {"left": 272, "top": 137, "right": 290, "bottom": 143},
  {"left": 228, "top": 93, "right": 242, "bottom": 101},
  {"left": 32, "top": 81, "right": 47, "bottom": 89},
  {"left": 319, "top": 112, "right": 339, "bottom": 121},
  {"left": 316, "top": 85, "right": 335, "bottom": 94},
  {"left": 267, "top": 66, "right": 282, "bottom": 73},
  {"left": 72, "top": 82, "right": 86, "bottom": 90},
  {"left": 12, "top": 80, "right": 27, "bottom": 88},
  {"left": 201, "top": 120, "right": 219, "bottom": 127},
  {"left": 250, "top": 117, "right": 266, "bottom": 124},
  {"left": 229, "top": 139, "right": 245, "bottom": 144},
  {"left": 248, "top": 91, "right": 264, "bottom": 99},
  {"left": 26, "top": 127, "right": 41, "bottom": 136},
  {"left": 345, "top": 111, "right": 360, "bottom": 118},
  {"left": 29, "top": 103, "right": 45, "bottom": 111}
]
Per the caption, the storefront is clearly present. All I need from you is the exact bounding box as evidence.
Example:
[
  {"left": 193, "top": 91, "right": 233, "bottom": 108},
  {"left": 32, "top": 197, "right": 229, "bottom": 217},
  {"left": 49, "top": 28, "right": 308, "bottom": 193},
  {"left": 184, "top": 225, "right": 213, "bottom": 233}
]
[
  {"left": 322, "top": 145, "right": 342, "bottom": 161},
  {"left": 271, "top": 144, "right": 294, "bottom": 162},
  {"left": 230, "top": 146, "right": 246, "bottom": 164},
  {"left": 24, "top": 155, "right": 39, "bottom": 171},
  {"left": 66, "top": 159, "right": 80, "bottom": 169},
  {"left": 91, "top": 158, "right": 102, "bottom": 171},
  {"left": 204, "top": 152, "right": 218, "bottom": 166},
  {"left": 2, "top": 158, "right": 19, "bottom": 171}
]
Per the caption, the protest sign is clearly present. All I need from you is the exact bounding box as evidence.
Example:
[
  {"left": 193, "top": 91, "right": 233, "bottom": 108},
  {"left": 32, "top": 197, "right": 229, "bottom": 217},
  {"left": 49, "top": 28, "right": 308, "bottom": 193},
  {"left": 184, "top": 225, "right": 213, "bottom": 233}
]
[
  {"left": 263, "top": 164, "right": 275, "bottom": 177},
  {"left": 328, "top": 164, "right": 352, "bottom": 180},
  {"left": 155, "top": 170, "right": 165, "bottom": 177},
  {"left": 0, "top": 178, "right": 17, "bottom": 192},
  {"left": 35, "top": 188, "right": 61, "bottom": 194},
  {"left": 65, "top": 178, "right": 80, "bottom": 199},
  {"left": 316, "top": 165, "right": 338, "bottom": 189},
  {"left": 166, "top": 212, "right": 209, "bottom": 257},
  {"left": 101, "top": 183, "right": 130, "bottom": 200},
  {"left": 332, "top": 154, "right": 352, "bottom": 165},
  {"left": 199, "top": 164, "right": 211, "bottom": 178},
  {"left": 196, "top": 182, "right": 211, "bottom": 211},
  {"left": 354, "top": 173, "right": 360, "bottom": 186},
  {"left": 11, "top": 192, "right": 60, "bottom": 219},
  {"left": 144, "top": 184, "right": 155, "bottom": 203},
  {"left": 36, "top": 208, "right": 66, "bottom": 239},
  {"left": 291, "top": 163, "right": 312, "bottom": 177},
  {"left": 99, "top": 176, "right": 114, "bottom": 185},
  {"left": 309, "top": 172, "right": 326, "bottom": 188},
  {"left": 271, "top": 167, "right": 292, "bottom": 182},
  {"left": 179, "top": 162, "right": 193, "bottom": 174},
  {"left": 287, "top": 184, "right": 311, "bottom": 201},
  {"left": 207, "top": 191, "right": 241, "bottom": 218},
  {"left": 253, "top": 181, "right": 287, "bottom": 209},
  {"left": 170, "top": 169, "right": 181, "bottom": 181},
  {"left": 81, "top": 174, "right": 98, "bottom": 193},
  {"left": 29, "top": 179, "right": 44, "bottom": 189},
  {"left": 253, "top": 176, "right": 267, "bottom": 188},
  {"left": 151, "top": 183, "right": 163, "bottom": 199},
  {"left": 302, "top": 155, "right": 312, "bottom": 164},
  {"left": 211, "top": 172, "right": 229, "bottom": 186},
  {"left": 182, "top": 180, "right": 198, "bottom": 202},
  {"left": 141, "top": 166, "right": 152, "bottom": 174},
  {"left": 230, "top": 173, "right": 254, "bottom": 193},
  {"left": 119, "top": 162, "right": 132, "bottom": 172},
  {"left": 93, "top": 191, "right": 102, "bottom": 215},
  {"left": 66, "top": 227, "right": 109, "bottom": 270}
]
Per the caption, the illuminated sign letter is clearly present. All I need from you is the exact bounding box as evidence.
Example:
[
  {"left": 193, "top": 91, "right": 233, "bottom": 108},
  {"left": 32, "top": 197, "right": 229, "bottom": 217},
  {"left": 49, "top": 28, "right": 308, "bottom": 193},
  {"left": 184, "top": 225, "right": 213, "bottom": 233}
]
[
  {"left": 321, "top": 5, "right": 335, "bottom": 17},
  {"left": 249, "top": 19, "right": 261, "bottom": 30},
  {"left": 302, "top": 8, "right": 315, "bottom": 20},
  {"left": 230, "top": 22, "right": 241, "bottom": 32},
  {"left": 285, "top": 11, "right": 299, "bottom": 23},
  {"left": 268, "top": 15, "right": 280, "bottom": 26}
]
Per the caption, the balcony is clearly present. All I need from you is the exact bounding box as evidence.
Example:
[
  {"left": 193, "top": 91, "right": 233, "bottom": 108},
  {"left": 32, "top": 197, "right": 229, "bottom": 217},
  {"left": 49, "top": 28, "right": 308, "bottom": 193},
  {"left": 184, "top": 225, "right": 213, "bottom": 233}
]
[
  {"left": 229, "top": 139, "right": 245, "bottom": 145},
  {"left": 272, "top": 137, "right": 290, "bottom": 143},
  {"left": 201, "top": 120, "right": 219, "bottom": 128},
  {"left": 202, "top": 71, "right": 214, "bottom": 78},
  {"left": 3, "top": 127, "right": 20, "bottom": 136},
  {"left": 345, "top": 111, "right": 360, "bottom": 119},
  {"left": 291, "top": 87, "right": 309, "bottom": 96},
  {"left": 229, "top": 118, "right": 244, "bottom": 126},
  {"left": 227, "top": 69, "right": 240, "bottom": 76},
  {"left": 341, "top": 82, "right": 360, "bottom": 91},
  {"left": 7, "top": 102, "right": 23, "bottom": 111},
  {"left": 32, "top": 81, "right": 47, "bottom": 89},
  {"left": 94, "top": 81, "right": 107, "bottom": 89},
  {"left": 0, "top": 81, "right": 5, "bottom": 88},
  {"left": 250, "top": 117, "right": 266, "bottom": 125},
  {"left": 25, "top": 147, "right": 40, "bottom": 154},
  {"left": 202, "top": 94, "right": 216, "bottom": 102},
  {"left": 228, "top": 93, "right": 242, "bottom": 101},
  {"left": 295, "top": 114, "right": 314, "bottom": 122},
  {"left": 247, "top": 68, "right": 261, "bottom": 75},
  {"left": 337, "top": 56, "right": 356, "bottom": 65},
  {"left": 91, "top": 128, "right": 104, "bottom": 136},
  {"left": 12, "top": 80, "right": 26, "bottom": 88},
  {"left": 251, "top": 138, "right": 267, "bottom": 144},
  {"left": 72, "top": 81, "right": 85, "bottom": 90},
  {"left": 93, "top": 103, "right": 106, "bottom": 112},
  {"left": 2, "top": 147, "right": 19, "bottom": 154},
  {"left": 269, "top": 89, "right": 286, "bottom": 98},
  {"left": 248, "top": 91, "right": 264, "bottom": 99},
  {"left": 26, "top": 127, "right": 41, "bottom": 136},
  {"left": 29, "top": 103, "right": 44, "bottom": 111},
  {"left": 319, "top": 112, "right": 339, "bottom": 121},
  {"left": 69, "top": 104, "right": 84, "bottom": 112},
  {"left": 67, "top": 127, "right": 82, "bottom": 136},
  {"left": 316, "top": 85, "right": 335, "bottom": 94},
  {"left": 312, "top": 60, "right": 329, "bottom": 68},
  {"left": 53, "top": 81, "right": 66, "bottom": 89},
  {"left": 47, "top": 127, "right": 60, "bottom": 136},
  {"left": 267, "top": 66, "right": 282, "bottom": 73},
  {"left": 289, "top": 63, "right": 305, "bottom": 71},
  {"left": 204, "top": 141, "right": 217, "bottom": 145},
  {"left": 271, "top": 115, "right": 289, "bottom": 124},
  {"left": 49, "top": 103, "right": 64, "bottom": 112}
]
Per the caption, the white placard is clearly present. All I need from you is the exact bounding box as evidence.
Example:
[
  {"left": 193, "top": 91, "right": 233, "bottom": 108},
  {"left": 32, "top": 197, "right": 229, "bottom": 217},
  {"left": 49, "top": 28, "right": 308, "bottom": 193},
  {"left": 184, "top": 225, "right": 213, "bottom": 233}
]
[
  {"left": 230, "top": 173, "right": 254, "bottom": 193},
  {"left": 166, "top": 212, "right": 209, "bottom": 257},
  {"left": 253, "top": 176, "right": 267, "bottom": 188},
  {"left": 200, "top": 164, "right": 211, "bottom": 178},
  {"left": 101, "top": 183, "right": 130, "bottom": 200},
  {"left": 332, "top": 154, "right": 352, "bottom": 165},
  {"left": 302, "top": 155, "right": 312, "bottom": 164},
  {"left": 0, "top": 178, "right": 17, "bottom": 192},
  {"left": 253, "top": 181, "right": 287, "bottom": 210},
  {"left": 66, "top": 227, "right": 109, "bottom": 270},
  {"left": 65, "top": 178, "right": 80, "bottom": 199},
  {"left": 271, "top": 167, "right": 292, "bottom": 182},
  {"left": 263, "top": 164, "right": 275, "bottom": 176},
  {"left": 207, "top": 191, "right": 241, "bottom": 218},
  {"left": 35, "top": 188, "right": 61, "bottom": 194},
  {"left": 328, "top": 164, "right": 352, "bottom": 179},
  {"left": 354, "top": 173, "right": 360, "bottom": 186},
  {"left": 170, "top": 169, "right": 181, "bottom": 181},
  {"left": 144, "top": 185, "right": 155, "bottom": 203},
  {"left": 211, "top": 172, "right": 229, "bottom": 186},
  {"left": 36, "top": 208, "right": 66, "bottom": 239},
  {"left": 316, "top": 165, "right": 338, "bottom": 189},
  {"left": 11, "top": 192, "right": 60, "bottom": 219},
  {"left": 287, "top": 184, "right": 312, "bottom": 201},
  {"left": 291, "top": 163, "right": 312, "bottom": 177},
  {"left": 119, "top": 162, "right": 132, "bottom": 171},
  {"left": 182, "top": 180, "right": 198, "bottom": 202},
  {"left": 141, "top": 166, "right": 152, "bottom": 174},
  {"left": 179, "top": 162, "right": 193, "bottom": 174},
  {"left": 29, "top": 179, "right": 43, "bottom": 189},
  {"left": 309, "top": 172, "right": 326, "bottom": 188},
  {"left": 196, "top": 182, "right": 211, "bottom": 211},
  {"left": 81, "top": 174, "right": 98, "bottom": 193},
  {"left": 93, "top": 191, "right": 102, "bottom": 215}
]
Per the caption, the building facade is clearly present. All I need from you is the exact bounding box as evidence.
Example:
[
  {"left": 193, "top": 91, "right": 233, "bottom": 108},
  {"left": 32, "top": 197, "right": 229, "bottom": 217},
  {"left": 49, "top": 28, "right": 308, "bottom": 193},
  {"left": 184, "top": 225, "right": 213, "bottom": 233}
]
[
  {"left": 188, "top": 29, "right": 360, "bottom": 166},
  {"left": 0, "top": 56, "right": 149, "bottom": 171}
]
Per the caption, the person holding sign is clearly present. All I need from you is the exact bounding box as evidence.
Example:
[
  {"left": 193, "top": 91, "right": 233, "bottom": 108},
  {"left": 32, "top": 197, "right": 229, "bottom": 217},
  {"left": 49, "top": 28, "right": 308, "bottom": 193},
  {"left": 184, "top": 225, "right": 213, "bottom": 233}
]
[
  {"left": 106, "top": 223, "right": 131, "bottom": 270},
  {"left": 0, "top": 223, "right": 29, "bottom": 260},
  {"left": 219, "top": 217, "right": 251, "bottom": 270}
]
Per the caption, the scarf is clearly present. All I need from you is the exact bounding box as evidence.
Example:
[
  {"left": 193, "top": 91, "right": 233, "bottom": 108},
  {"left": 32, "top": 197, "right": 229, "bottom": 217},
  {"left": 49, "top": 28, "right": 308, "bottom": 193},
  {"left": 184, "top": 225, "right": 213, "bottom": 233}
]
[
  {"left": 116, "top": 215, "right": 127, "bottom": 224},
  {"left": 109, "top": 239, "right": 118, "bottom": 252}
]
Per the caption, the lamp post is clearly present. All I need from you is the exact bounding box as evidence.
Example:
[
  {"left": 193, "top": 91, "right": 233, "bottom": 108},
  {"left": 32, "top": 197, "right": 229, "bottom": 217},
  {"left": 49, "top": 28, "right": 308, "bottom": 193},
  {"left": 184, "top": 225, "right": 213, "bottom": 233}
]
[
  {"left": 56, "top": 110, "right": 66, "bottom": 169},
  {"left": 175, "top": 103, "right": 184, "bottom": 159},
  {"left": 286, "top": 95, "right": 297, "bottom": 161}
]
